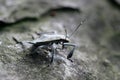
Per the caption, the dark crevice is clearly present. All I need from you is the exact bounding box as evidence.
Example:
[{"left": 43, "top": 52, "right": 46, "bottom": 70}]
[
  {"left": 40, "top": 7, "right": 80, "bottom": 17},
  {"left": 108, "top": 0, "right": 120, "bottom": 10},
  {"left": 0, "top": 7, "right": 80, "bottom": 30},
  {"left": 50, "top": 7, "right": 80, "bottom": 12},
  {"left": 0, "top": 17, "right": 38, "bottom": 30}
]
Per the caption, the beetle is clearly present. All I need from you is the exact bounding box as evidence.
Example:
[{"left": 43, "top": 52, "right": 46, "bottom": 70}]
[{"left": 13, "top": 19, "right": 86, "bottom": 64}]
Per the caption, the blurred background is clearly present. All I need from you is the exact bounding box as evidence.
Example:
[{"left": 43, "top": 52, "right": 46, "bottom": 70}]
[{"left": 0, "top": 0, "right": 120, "bottom": 80}]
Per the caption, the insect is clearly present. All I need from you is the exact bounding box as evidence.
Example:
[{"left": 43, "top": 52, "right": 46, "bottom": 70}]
[{"left": 13, "top": 19, "right": 86, "bottom": 64}]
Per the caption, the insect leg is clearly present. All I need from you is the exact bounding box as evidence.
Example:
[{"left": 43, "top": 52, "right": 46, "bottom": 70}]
[
  {"left": 12, "top": 37, "right": 31, "bottom": 49},
  {"left": 50, "top": 47, "right": 55, "bottom": 64},
  {"left": 63, "top": 43, "right": 76, "bottom": 61},
  {"left": 50, "top": 43, "right": 58, "bottom": 64},
  {"left": 12, "top": 37, "right": 22, "bottom": 44}
]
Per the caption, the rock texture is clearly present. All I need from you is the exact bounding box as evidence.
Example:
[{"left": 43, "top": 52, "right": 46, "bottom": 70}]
[{"left": 0, "top": 0, "right": 120, "bottom": 80}]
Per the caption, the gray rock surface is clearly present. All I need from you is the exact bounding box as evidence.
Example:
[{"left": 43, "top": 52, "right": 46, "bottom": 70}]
[
  {"left": 0, "top": 0, "right": 120, "bottom": 80},
  {"left": 116, "top": 0, "right": 120, "bottom": 4}
]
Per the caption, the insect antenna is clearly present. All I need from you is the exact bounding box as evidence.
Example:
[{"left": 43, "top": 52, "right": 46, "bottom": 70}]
[
  {"left": 63, "top": 26, "right": 68, "bottom": 39},
  {"left": 69, "top": 18, "right": 87, "bottom": 38}
]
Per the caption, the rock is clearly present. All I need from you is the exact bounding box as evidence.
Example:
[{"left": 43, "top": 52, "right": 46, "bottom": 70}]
[
  {"left": 108, "top": 0, "right": 120, "bottom": 9},
  {"left": 116, "top": 0, "right": 120, "bottom": 5},
  {"left": 0, "top": 0, "right": 80, "bottom": 23},
  {"left": 0, "top": 0, "right": 120, "bottom": 80}
]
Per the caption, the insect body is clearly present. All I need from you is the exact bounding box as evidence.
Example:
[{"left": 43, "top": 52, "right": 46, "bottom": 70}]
[
  {"left": 29, "top": 32, "right": 76, "bottom": 63},
  {"left": 13, "top": 19, "right": 86, "bottom": 64},
  {"left": 13, "top": 32, "right": 75, "bottom": 64}
]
